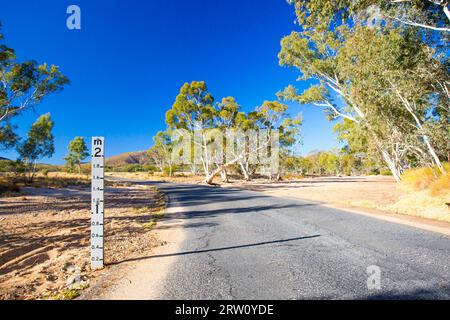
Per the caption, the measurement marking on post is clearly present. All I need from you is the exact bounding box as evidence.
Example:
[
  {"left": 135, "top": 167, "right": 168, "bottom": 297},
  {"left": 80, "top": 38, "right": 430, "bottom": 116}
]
[{"left": 91, "top": 137, "right": 105, "bottom": 269}]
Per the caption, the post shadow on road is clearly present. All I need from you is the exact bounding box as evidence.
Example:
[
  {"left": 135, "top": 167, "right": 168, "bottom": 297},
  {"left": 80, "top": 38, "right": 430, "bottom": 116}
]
[{"left": 107, "top": 235, "right": 321, "bottom": 266}]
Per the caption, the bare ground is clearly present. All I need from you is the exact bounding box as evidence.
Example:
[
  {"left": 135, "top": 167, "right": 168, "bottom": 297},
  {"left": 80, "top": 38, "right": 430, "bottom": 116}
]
[
  {"left": 234, "top": 176, "right": 401, "bottom": 208},
  {"left": 228, "top": 176, "right": 450, "bottom": 225},
  {"left": 0, "top": 183, "right": 166, "bottom": 300},
  {"left": 108, "top": 173, "right": 449, "bottom": 223}
]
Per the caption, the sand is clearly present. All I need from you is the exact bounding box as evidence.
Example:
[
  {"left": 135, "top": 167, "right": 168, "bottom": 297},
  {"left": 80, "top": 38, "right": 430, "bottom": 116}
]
[{"left": 0, "top": 184, "right": 165, "bottom": 300}]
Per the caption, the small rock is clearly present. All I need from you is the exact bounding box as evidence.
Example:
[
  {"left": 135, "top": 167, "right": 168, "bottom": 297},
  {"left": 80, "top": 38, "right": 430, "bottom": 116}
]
[
  {"left": 46, "top": 275, "right": 58, "bottom": 282},
  {"left": 66, "top": 274, "right": 89, "bottom": 290},
  {"left": 65, "top": 274, "right": 81, "bottom": 288},
  {"left": 62, "top": 263, "right": 80, "bottom": 274}
]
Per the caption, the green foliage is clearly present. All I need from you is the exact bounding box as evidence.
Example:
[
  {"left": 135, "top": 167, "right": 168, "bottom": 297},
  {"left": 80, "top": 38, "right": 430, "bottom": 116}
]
[
  {"left": 337, "top": 26, "right": 448, "bottom": 168},
  {"left": 217, "top": 97, "right": 240, "bottom": 128},
  {"left": 287, "top": 0, "right": 450, "bottom": 34},
  {"left": 162, "top": 165, "right": 179, "bottom": 177},
  {"left": 64, "top": 137, "right": 89, "bottom": 173},
  {"left": 0, "top": 24, "right": 68, "bottom": 150},
  {"left": 148, "top": 130, "right": 175, "bottom": 176},
  {"left": 51, "top": 289, "right": 81, "bottom": 300},
  {"left": 0, "top": 124, "right": 18, "bottom": 150},
  {"left": 287, "top": 0, "right": 350, "bottom": 29},
  {"left": 16, "top": 114, "right": 54, "bottom": 182},
  {"left": 165, "top": 81, "right": 215, "bottom": 131},
  {"left": 0, "top": 159, "right": 16, "bottom": 172},
  {"left": 380, "top": 168, "right": 393, "bottom": 176},
  {"left": 17, "top": 114, "right": 54, "bottom": 161},
  {"left": 279, "top": 1, "right": 449, "bottom": 181},
  {"left": 286, "top": 148, "right": 387, "bottom": 178},
  {"left": 122, "top": 164, "right": 146, "bottom": 172},
  {"left": 159, "top": 81, "right": 305, "bottom": 182}
]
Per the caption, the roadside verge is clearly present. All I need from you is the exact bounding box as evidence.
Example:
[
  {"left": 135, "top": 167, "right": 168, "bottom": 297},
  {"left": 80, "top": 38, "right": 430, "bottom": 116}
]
[{"left": 80, "top": 192, "right": 186, "bottom": 300}]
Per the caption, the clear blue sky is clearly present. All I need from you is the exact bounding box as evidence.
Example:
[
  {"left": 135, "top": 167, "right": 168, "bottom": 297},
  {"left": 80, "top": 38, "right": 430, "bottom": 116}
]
[{"left": 1, "top": 0, "right": 341, "bottom": 164}]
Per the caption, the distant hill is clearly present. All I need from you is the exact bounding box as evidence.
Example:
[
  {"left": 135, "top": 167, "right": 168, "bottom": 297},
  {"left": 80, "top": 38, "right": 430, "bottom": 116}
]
[
  {"left": 0, "top": 157, "right": 11, "bottom": 161},
  {"left": 105, "top": 151, "right": 151, "bottom": 166}
]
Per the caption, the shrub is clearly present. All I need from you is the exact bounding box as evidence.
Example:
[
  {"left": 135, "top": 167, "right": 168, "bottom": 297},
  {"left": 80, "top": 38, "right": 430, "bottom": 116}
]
[
  {"left": 122, "top": 164, "right": 144, "bottom": 172},
  {"left": 429, "top": 173, "right": 450, "bottom": 197},
  {"left": 0, "top": 178, "right": 20, "bottom": 194},
  {"left": 163, "top": 166, "right": 172, "bottom": 177},
  {"left": 401, "top": 163, "right": 450, "bottom": 192},
  {"left": 0, "top": 160, "right": 16, "bottom": 173},
  {"left": 143, "top": 165, "right": 157, "bottom": 172},
  {"left": 401, "top": 167, "right": 439, "bottom": 191},
  {"left": 379, "top": 168, "right": 392, "bottom": 176},
  {"left": 162, "top": 165, "right": 179, "bottom": 177},
  {"left": 40, "top": 169, "right": 49, "bottom": 177}
]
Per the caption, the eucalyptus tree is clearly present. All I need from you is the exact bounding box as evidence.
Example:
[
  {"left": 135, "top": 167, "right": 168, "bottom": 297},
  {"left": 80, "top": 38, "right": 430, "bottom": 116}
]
[
  {"left": 16, "top": 114, "right": 54, "bottom": 182},
  {"left": 203, "top": 100, "right": 294, "bottom": 184},
  {"left": 149, "top": 130, "right": 174, "bottom": 177},
  {"left": 277, "top": 7, "right": 406, "bottom": 181},
  {"left": 64, "top": 137, "right": 89, "bottom": 174},
  {"left": 286, "top": 0, "right": 450, "bottom": 32},
  {"left": 0, "top": 24, "right": 68, "bottom": 150},
  {"left": 255, "top": 101, "right": 302, "bottom": 180},
  {"left": 356, "top": 0, "right": 450, "bottom": 32},
  {"left": 276, "top": 115, "right": 303, "bottom": 180},
  {"left": 337, "top": 26, "right": 448, "bottom": 173},
  {"left": 165, "top": 81, "right": 217, "bottom": 179},
  {"left": 0, "top": 124, "right": 17, "bottom": 150},
  {"left": 215, "top": 96, "right": 241, "bottom": 182},
  {"left": 278, "top": 0, "right": 449, "bottom": 181},
  {"left": 164, "top": 82, "right": 303, "bottom": 184}
]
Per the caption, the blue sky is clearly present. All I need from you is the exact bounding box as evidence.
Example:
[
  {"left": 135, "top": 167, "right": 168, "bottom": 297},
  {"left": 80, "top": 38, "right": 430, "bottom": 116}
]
[{"left": 1, "top": 0, "right": 341, "bottom": 164}]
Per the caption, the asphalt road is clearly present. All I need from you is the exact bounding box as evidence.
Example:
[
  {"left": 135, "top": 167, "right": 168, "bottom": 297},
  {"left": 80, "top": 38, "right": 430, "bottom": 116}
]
[{"left": 148, "top": 182, "right": 449, "bottom": 300}]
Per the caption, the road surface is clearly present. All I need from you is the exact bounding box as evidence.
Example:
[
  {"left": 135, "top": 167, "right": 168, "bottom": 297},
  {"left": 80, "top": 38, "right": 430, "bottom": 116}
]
[{"left": 132, "top": 181, "right": 450, "bottom": 299}]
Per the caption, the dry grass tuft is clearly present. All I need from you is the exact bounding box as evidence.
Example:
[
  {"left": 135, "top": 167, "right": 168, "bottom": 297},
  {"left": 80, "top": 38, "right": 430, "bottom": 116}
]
[
  {"left": 429, "top": 173, "right": 450, "bottom": 197},
  {"left": 387, "top": 191, "right": 450, "bottom": 222},
  {"left": 400, "top": 163, "right": 450, "bottom": 191},
  {"left": 393, "top": 163, "right": 450, "bottom": 222},
  {"left": 400, "top": 167, "right": 439, "bottom": 191}
]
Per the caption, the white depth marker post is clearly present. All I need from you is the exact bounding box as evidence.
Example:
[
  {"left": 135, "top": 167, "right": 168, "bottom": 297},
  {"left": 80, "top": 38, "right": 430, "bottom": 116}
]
[{"left": 91, "top": 137, "right": 105, "bottom": 269}]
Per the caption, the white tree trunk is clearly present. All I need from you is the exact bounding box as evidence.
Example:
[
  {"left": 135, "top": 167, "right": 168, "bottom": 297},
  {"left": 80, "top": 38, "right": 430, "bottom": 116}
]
[
  {"left": 381, "top": 149, "right": 402, "bottom": 182},
  {"left": 220, "top": 170, "right": 228, "bottom": 183},
  {"left": 239, "top": 161, "right": 250, "bottom": 181},
  {"left": 391, "top": 84, "right": 446, "bottom": 174},
  {"left": 204, "top": 153, "right": 244, "bottom": 185}
]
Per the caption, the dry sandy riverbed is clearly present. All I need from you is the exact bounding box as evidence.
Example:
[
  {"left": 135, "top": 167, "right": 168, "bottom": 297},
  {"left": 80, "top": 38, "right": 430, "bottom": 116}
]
[{"left": 0, "top": 183, "right": 166, "bottom": 300}]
